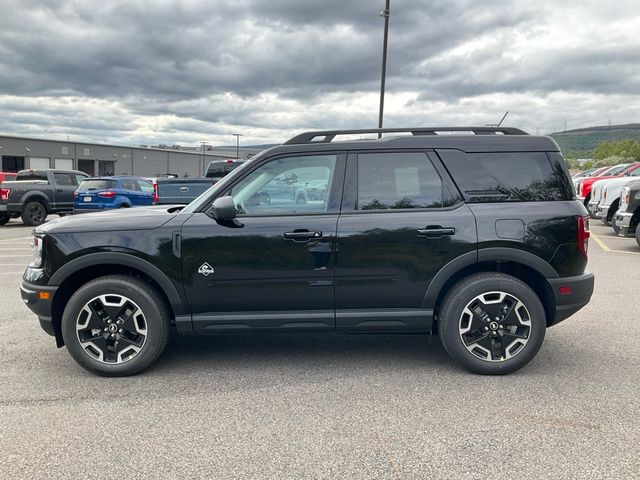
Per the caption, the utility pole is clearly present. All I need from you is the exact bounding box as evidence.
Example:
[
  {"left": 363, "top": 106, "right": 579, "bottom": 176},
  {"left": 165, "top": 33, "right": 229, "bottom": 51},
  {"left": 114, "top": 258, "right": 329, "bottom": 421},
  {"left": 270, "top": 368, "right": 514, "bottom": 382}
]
[
  {"left": 232, "top": 133, "right": 243, "bottom": 159},
  {"left": 377, "top": 0, "right": 390, "bottom": 138}
]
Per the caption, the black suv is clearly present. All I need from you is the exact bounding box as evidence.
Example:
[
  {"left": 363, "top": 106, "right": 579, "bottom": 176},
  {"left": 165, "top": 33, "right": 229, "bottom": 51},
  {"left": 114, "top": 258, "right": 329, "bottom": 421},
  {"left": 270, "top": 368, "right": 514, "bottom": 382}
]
[{"left": 21, "top": 127, "right": 594, "bottom": 376}]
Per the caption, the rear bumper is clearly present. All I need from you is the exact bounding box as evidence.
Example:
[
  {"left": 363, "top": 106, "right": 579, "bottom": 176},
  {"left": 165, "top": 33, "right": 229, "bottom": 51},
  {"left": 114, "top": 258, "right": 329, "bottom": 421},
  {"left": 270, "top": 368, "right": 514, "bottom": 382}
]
[{"left": 547, "top": 273, "right": 595, "bottom": 326}]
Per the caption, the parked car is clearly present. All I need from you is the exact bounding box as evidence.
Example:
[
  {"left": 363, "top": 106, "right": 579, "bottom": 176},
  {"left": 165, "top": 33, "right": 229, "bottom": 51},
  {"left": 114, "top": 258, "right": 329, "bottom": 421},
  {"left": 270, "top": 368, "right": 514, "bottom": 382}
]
[
  {"left": 20, "top": 126, "right": 593, "bottom": 376},
  {"left": 154, "top": 178, "right": 215, "bottom": 205},
  {"left": 594, "top": 169, "right": 640, "bottom": 228},
  {"left": 575, "top": 163, "right": 639, "bottom": 207},
  {"left": 305, "top": 179, "right": 329, "bottom": 201},
  {"left": 74, "top": 176, "right": 154, "bottom": 212},
  {"left": 615, "top": 179, "right": 640, "bottom": 243},
  {"left": 0, "top": 172, "right": 18, "bottom": 225},
  {"left": 0, "top": 169, "right": 88, "bottom": 226},
  {"left": 0, "top": 172, "right": 17, "bottom": 183},
  {"left": 204, "top": 159, "right": 246, "bottom": 182}
]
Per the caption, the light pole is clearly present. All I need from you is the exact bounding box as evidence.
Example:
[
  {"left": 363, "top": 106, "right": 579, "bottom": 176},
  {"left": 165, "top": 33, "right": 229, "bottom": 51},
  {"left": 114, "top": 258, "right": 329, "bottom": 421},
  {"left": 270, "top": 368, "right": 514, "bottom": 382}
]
[
  {"left": 232, "top": 133, "right": 243, "bottom": 159},
  {"left": 378, "top": 0, "right": 391, "bottom": 138}
]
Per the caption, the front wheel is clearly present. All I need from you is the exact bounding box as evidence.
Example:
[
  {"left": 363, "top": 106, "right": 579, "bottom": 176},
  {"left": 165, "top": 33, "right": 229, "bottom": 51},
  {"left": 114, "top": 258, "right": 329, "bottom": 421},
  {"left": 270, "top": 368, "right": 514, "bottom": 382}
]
[
  {"left": 438, "top": 273, "right": 546, "bottom": 375},
  {"left": 635, "top": 224, "right": 640, "bottom": 248},
  {"left": 61, "top": 275, "right": 170, "bottom": 376},
  {"left": 611, "top": 211, "right": 621, "bottom": 235}
]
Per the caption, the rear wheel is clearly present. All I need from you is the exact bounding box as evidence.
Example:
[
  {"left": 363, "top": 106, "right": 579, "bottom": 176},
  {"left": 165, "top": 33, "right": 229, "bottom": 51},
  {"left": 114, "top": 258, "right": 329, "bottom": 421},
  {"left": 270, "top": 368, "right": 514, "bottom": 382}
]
[
  {"left": 438, "top": 273, "right": 546, "bottom": 375},
  {"left": 0, "top": 213, "right": 9, "bottom": 225},
  {"left": 61, "top": 275, "right": 170, "bottom": 376},
  {"left": 21, "top": 201, "right": 47, "bottom": 226},
  {"left": 635, "top": 224, "right": 640, "bottom": 248}
]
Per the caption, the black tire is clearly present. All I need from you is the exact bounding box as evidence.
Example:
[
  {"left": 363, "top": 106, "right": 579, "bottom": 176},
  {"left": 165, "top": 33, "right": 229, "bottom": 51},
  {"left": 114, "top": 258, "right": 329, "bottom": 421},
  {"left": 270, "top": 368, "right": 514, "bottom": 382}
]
[
  {"left": 61, "top": 275, "right": 170, "bottom": 376},
  {"left": 612, "top": 211, "right": 621, "bottom": 236},
  {"left": 21, "top": 201, "right": 47, "bottom": 226},
  {"left": 635, "top": 224, "right": 640, "bottom": 248},
  {"left": 0, "top": 213, "right": 9, "bottom": 226},
  {"left": 438, "top": 272, "right": 546, "bottom": 375},
  {"left": 583, "top": 194, "right": 590, "bottom": 209}
]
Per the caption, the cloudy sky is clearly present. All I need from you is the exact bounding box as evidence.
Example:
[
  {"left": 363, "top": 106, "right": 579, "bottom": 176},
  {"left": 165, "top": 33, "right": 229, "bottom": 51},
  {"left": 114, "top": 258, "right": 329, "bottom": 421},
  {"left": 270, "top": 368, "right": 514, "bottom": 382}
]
[{"left": 0, "top": 0, "right": 639, "bottom": 146}]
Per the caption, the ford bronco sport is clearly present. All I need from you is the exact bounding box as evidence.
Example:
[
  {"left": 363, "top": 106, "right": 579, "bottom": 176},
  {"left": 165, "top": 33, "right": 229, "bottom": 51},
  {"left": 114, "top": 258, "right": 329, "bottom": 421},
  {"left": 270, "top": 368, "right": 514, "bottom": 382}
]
[{"left": 21, "top": 127, "right": 594, "bottom": 376}]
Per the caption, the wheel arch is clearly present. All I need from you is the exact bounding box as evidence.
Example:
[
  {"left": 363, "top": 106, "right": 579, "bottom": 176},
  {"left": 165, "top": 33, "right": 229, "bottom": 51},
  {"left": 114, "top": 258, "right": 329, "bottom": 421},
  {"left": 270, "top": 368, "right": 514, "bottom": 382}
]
[
  {"left": 49, "top": 253, "right": 188, "bottom": 346},
  {"left": 22, "top": 192, "right": 51, "bottom": 210},
  {"left": 424, "top": 248, "right": 557, "bottom": 330}
]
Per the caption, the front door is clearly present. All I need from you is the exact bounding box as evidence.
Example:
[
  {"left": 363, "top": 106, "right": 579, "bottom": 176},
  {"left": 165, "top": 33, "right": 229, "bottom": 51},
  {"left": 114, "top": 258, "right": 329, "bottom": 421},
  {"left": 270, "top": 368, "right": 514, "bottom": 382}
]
[
  {"left": 180, "top": 153, "right": 345, "bottom": 333},
  {"left": 335, "top": 151, "right": 477, "bottom": 331}
]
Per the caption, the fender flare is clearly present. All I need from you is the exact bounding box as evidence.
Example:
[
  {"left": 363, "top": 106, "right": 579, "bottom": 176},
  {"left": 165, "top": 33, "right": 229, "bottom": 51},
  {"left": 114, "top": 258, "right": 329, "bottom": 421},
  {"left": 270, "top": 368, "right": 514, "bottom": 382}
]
[
  {"left": 21, "top": 192, "right": 51, "bottom": 210},
  {"left": 422, "top": 247, "right": 558, "bottom": 308},
  {"left": 49, "top": 252, "right": 187, "bottom": 316}
]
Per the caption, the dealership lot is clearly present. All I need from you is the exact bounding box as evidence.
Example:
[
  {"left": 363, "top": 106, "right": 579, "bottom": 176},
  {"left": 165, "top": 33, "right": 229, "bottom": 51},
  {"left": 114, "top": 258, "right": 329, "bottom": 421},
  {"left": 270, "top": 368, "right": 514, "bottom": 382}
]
[{"left": 1, "top": 217, "right": 639, "bottom": 479}]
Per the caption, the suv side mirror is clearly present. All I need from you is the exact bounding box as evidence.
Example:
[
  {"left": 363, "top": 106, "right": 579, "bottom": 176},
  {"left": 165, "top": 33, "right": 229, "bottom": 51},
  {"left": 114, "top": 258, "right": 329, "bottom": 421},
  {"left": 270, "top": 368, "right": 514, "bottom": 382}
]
[{"left": 206, "top": 196, "right": 237, "bottom": 221}]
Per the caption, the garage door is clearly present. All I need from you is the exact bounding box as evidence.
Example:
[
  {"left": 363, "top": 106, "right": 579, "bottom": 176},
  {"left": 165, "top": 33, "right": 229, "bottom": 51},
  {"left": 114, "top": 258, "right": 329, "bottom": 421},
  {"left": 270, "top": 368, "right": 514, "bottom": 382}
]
[
  {"left": 29, "top": 157, "right": 50, "bottom": 169},
  {"left": 55, "top": 158, "right": 74, "bottom": 170}
]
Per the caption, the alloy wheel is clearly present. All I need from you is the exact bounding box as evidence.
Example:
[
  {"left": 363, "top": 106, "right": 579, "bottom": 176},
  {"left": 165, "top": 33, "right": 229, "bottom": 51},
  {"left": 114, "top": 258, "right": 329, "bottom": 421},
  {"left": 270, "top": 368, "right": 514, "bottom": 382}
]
[
  {"left": 76, "top": 294, "right": 147, "bottom": 364},
  {"left": 459, "top": 291, "right": 531, "bottom": 362}
]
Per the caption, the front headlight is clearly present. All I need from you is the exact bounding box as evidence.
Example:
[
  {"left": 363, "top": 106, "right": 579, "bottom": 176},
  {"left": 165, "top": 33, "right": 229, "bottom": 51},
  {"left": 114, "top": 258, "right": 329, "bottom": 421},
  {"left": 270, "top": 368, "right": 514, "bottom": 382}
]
[{"left": 29, "top": 235, "right": 44, "bottom": 268}]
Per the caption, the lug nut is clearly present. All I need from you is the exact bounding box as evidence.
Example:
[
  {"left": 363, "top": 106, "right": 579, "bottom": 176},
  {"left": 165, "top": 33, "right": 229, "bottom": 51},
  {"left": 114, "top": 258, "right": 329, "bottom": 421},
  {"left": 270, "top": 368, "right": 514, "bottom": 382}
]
[
  {"left": 118, "top": 329, "right": 124, "bottom": 334},
  {"left": 110, "top": 333, "right": 116, "bottom": 338},
  {"left": 107, "top": 319, "right": 112, "bottom": 324},
  {"left": 484, "top": 326, "right": 489, "bottom": 331},
  {"left": 103, "top": 328, "right": 108, "bottom": 332}
]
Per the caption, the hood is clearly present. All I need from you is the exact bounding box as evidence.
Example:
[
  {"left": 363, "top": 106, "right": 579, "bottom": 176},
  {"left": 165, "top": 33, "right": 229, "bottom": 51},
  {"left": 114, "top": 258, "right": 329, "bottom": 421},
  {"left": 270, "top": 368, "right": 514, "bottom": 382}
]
[{"left": 36, "top": 205, "right": 185, "bottom": 234}]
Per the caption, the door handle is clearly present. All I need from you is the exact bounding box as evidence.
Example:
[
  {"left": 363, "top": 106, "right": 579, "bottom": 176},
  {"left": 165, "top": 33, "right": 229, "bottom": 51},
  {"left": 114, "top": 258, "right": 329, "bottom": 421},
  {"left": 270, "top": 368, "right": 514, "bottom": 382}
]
[
  {"left": 417, "top": 226, "right": 455, "bottom": 238},
  {"left": 56, "top": 189, "right": 64, "bottom": 193},
  {"left": 284, "top": 230, "right": 322, "bottom": 241}
]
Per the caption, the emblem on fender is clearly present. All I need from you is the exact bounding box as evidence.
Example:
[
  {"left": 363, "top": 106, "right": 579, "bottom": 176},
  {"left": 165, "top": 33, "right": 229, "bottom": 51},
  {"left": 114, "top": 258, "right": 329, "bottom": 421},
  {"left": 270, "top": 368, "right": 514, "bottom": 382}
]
[{"left": 198, "top": 262, "right": 215, "bottom": 276}]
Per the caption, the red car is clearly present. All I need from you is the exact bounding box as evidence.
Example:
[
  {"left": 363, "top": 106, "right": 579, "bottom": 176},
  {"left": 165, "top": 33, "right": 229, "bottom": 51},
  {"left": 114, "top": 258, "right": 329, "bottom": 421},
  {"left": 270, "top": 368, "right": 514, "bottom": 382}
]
[{"left": 576, "top": 163, "right": 640, "bottom": 206}]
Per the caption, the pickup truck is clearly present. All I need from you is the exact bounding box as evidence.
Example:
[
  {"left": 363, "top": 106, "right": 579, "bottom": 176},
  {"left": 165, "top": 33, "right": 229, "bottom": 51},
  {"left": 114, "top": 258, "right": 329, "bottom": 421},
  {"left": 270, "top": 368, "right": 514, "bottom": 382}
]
[
  {"left": 154, "top": 178, "right": 215, "bottom": 205},
  {"left": 0, "top": 169, "right": 88, "bottom": 226}
]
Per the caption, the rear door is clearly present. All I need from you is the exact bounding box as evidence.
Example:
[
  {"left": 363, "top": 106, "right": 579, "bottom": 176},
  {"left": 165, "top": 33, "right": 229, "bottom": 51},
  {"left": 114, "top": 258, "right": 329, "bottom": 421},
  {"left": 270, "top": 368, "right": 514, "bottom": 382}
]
[
  {"left": 335, "top": 151, "right": 477, "bottom": 331},
  {"left": 52, "top": 172, "right": 78, "bottom": 210},
  {"left": 137, "top": 179, "right": 155, "bottom": 205}
]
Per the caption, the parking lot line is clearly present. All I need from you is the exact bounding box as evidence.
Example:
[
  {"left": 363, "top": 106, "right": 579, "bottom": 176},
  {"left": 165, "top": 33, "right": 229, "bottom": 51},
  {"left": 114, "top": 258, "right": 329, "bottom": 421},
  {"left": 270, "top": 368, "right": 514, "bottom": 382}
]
[
  {"left": 591, "top": 233, "right": 611, "bottom": 252},
  {"left": 0, "top": 254, "right": 31, "bottom": 258}
]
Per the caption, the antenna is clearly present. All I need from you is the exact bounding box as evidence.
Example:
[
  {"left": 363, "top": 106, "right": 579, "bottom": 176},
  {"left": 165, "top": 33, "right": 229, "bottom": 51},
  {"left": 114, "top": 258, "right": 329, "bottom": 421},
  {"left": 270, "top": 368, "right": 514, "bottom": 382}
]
[{"left": 497, "top": 111, "right": 509, "bottom": 127}]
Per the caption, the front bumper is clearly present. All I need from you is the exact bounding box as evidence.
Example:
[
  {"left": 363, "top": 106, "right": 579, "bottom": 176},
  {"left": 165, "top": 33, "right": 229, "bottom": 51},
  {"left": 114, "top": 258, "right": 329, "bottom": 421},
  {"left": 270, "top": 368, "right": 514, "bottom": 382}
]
[
  {"left": 596, "top": 204, "right": 609, "bottom": 221},
  {"left": 614, "top": 211, "right": 633, "bottom": 236},
  {"left": 587, "top": 200, "right": 600, "bottom": 216},
  {"left": 547, "top": 273, "right": 595, "bottom": 326},
  {"left": 21, "top": 280, "right": 59, "bottom": 340}
]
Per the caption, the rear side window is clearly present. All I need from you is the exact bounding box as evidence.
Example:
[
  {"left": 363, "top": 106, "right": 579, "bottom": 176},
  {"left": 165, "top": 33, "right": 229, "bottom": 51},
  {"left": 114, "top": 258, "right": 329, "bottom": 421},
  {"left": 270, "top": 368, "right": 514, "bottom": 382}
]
[
  {"left": 78, "top": 180, "right": 117, "bottom": 190},
  {"left": 356, "top": 152, "right": 453, "bottom": 210},
  {"left": 121, "top": 179, "right": 140, "bottom": 191},
  {"left": 438, "top": 150, "right": 565, "bottom": 202},
  {"left": 139, "top": 180, "right": 154, "bottom": 193},
  {"left": 53, "top": 173, "right": 74, "bottom": 186},
  {"left": 16, "top": 171, "right": 48, "bottom": 181}
]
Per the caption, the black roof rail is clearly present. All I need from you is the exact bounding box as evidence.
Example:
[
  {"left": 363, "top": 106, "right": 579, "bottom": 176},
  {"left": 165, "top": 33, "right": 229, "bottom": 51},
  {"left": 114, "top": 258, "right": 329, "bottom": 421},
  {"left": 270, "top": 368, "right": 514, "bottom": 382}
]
[{"left": 283, "top": 126, "right": 529, "bottom": 145}]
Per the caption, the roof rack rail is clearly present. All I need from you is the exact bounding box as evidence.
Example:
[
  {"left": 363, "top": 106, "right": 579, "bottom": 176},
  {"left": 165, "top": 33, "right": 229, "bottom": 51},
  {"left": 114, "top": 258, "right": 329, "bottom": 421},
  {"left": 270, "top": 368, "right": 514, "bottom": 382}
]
[{"left": 284, "top": 126, "right": 529, "bottom": 145}]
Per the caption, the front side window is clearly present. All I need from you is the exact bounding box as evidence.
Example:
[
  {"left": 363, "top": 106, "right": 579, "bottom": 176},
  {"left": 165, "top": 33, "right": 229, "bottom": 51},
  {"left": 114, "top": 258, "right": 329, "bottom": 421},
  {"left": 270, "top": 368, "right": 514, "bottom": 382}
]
[
  {"left": 228, "top": 155, "right": 337, "bottom": 216},
  {"left": 356, "top": 152, "right": 447, "bottom": 210}
]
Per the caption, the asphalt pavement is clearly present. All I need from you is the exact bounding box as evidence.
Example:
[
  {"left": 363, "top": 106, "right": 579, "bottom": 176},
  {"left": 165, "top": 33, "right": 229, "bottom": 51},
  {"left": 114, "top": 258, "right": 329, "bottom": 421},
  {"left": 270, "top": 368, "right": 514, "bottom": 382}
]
[{"left": 1, "top": 217, "right": 639, "bottom": 479}]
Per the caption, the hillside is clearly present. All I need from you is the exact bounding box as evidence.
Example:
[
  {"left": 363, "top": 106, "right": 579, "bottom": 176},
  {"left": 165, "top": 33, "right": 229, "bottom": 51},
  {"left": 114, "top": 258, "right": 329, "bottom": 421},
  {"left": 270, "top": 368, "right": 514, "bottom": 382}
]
[{"left": 550, "top": 123, "right": 640, "bottom": 157}]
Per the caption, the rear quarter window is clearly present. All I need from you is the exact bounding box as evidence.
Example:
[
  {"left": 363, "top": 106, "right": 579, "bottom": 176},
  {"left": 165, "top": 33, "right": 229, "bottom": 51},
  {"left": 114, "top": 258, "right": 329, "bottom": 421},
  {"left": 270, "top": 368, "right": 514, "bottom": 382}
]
[{"left": 437, "top": 150, "right": 569, "bottom": 202}]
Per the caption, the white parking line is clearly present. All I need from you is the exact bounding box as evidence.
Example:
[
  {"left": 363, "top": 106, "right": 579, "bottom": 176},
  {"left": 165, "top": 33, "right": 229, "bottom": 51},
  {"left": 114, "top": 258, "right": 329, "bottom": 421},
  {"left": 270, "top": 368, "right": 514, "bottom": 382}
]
[{"left": 0, "top": 255, "right": 31, "bottom": 258}]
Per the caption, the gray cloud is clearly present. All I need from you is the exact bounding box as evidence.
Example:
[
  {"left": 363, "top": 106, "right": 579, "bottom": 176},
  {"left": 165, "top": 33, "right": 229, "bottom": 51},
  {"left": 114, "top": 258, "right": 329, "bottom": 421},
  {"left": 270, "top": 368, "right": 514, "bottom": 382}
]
[{"left": 0, "top": 0, "right": 638, "bottom": 144}]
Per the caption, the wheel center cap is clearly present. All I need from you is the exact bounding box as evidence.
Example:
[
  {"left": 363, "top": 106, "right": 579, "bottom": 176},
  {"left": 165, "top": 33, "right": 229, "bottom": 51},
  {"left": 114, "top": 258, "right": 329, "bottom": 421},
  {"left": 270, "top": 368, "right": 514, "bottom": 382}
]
[
  {"left": 108, "top": 324, "right": 118, "bottom": 333},
  {"left": 489, "top": 321, "right": 499, "bottom": 331}
]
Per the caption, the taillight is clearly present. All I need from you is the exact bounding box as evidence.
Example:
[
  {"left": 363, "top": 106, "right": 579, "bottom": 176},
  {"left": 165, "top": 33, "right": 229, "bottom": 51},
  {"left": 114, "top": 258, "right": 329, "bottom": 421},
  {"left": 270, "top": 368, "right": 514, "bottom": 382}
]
[
  {"left": 578, "top": 215, "right": 590, "bottom": 257},
  {"left": 98, "top": 190, "right": 116, "bottom": 198},
  {"left": 73, "top": 191, "right": 79, "bottom": 199},
  {"left": 0, "top": 188, "right": 11, "bottom": 201},
  {"left": 153, "top": 183, "right": 159, "bottom": 204}
]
